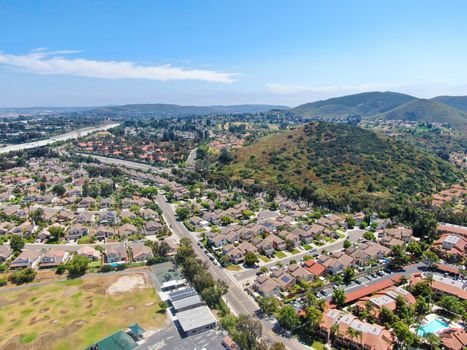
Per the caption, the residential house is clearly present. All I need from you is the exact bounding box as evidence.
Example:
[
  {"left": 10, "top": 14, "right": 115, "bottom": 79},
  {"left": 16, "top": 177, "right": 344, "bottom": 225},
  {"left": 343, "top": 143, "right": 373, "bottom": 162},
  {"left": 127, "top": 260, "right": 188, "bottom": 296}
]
[
  {"left": 355, "top": 286, "right": 416, "bottom": 317},
  {"left": 141, "top": 208, "right": 157, "bottom": 220},
  {"left": 67, "top": 223, "right": 88, "bottom": 240},
  {"left": 76, "top": 211, "right": 95, "bottom": 224},
  {"left": 319, "top": 309, "right": 395, "bottom": 350},
  {"left": 271, "top": 270, "right": 296, "bottom": 291},
  {"left": 207, "top": 233, "right": 228, "bottom": 248},
  {"left": 9, "top": 249, "right": 42, "bottom": 269},
  {"left": 105, "top": 246, "right": 128, "bottom": 263},
  {"left": 432, "top": 234, "right": 466, "bottom": 262},
  {"left": 95, "top": 225, "right": 114, "bottom": 240},
  {"left": 131, "top": 245, "right": 153, "bottom": 262},
  {"left": 303, "top": 260, "right": 326, "bottom": 278},
  {"left": 78, "top": 197, "right": 96, "bottom": 209},
  {"left": 225, "top": 247, "right": 245, "bottom": 264},
  {"left": 0, "top": 245, "right": 12, "bottom": 262},
  {"left": 39, "top": 249, "right": 70, "bottom": 268},
  {"left": 77, "top": 246, "right": 101, "bottom": 261},
  {"left": 288, "top": 263, "right": 314, "bottom": 281},
  {"left": 254, "top": 275, "right": 281, "bottom": 297},
  {"left": 145, "top": 220, "right": 164, "bottom": 235},
  {"left": 237, "top": 241, "right": 258, "bottom": 254},
  {"left": 117, "top": 223, "right": 138, "bottom": 237},
  {"left": 439, "top": 328, "right": 467, "bottom": 350}
]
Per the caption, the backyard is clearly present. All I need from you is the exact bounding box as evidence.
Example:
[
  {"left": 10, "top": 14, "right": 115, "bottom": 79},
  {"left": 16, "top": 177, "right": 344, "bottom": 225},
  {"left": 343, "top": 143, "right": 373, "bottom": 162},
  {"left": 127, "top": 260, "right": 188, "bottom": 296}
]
[{"left": 0, "top": 273, "right": 167, "bottom": 350}]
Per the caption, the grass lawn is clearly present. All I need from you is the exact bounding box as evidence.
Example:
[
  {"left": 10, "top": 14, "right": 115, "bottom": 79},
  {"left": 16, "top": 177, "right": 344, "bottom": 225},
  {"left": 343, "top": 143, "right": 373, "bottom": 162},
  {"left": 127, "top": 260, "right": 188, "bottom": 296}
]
[
  {"left": 303, "top": 244, "right": 312, "bottom": 250},
  {"left": 291, "top": 248, "right": 300, "bottom": 254},
  {"left": 275, "top": 251, "right": 287, "bottom": 259},
  {"left": 0, "top": 273, "right": 166, "bottom": 350},
  {"left": 258, "top": 255, "right": 271, "bottom": 263},
  {"left": 225, "top": 265, "right": 242, "bottom": 271},
  {"left": 311, "top": 340, "right": 326, "bottom": 350}
]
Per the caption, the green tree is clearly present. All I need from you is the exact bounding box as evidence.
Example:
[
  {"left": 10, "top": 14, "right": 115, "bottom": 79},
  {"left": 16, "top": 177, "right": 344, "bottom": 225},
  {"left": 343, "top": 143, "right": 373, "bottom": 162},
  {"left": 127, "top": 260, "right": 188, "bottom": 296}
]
[
  {"left": 343, "top": 239, "right": 352, "bottom": 249},
  {"left": 244, "top": 252, "right": 258, "bottom": 267},
  {"left": 406, "top": 241, "right": 423, "bottom": 259},
  {"left": 66, "top": 255, "right": 89, "bottom": 278},
  {"left": 422, "top": 250, "right": 439, "bottom": 268},
  {"left": 277, "top": 305, "right": 300, "bottom": 331},
  {"left": 9, "top": 268, "right": 36, "bottom": 285},
  {"left": 175, "top": 206, "right": 190, "bottom": 220},
  {"left": 10, "top": 235, "right": 24, "bottom": 253},
  {"left": 380, "top": 306, "right": 398, "bottom": 327},
  {"left": 363, "top": 231, "right": 376, "bottom": 241},
  {"left": 52, "top": 184, "right": 66, "bottom": 197},
  {"left": 258, "top": 296, "right": 280, "bottom": 317},
  {"left": 332, "top": 288, "right": 346, "bottom": 308},
  {"left": 343, "top": 268, "right": 356, "bottom": 284},
  {"left": 390, "top": 245, "right": 410, "bottom": 268},
  {"left": 48, "top": 226, "right": 65, "bottom": 242},
  {"left": 234, "top": 314, "right": 262, "bottom": 350},
  {"left": 152, "top": 240, "right": 171, "bottom": 258}
]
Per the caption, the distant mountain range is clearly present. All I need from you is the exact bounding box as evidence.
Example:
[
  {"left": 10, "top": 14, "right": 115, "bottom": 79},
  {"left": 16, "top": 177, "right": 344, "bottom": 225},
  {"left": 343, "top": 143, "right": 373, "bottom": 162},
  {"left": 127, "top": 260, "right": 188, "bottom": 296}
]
[
  {"left": 290, "top": 91, "right": 467, "bottom": 131},
  {"left": 88, "top": 104, "right": 289, "bottom": 116},
  {"left": 0, "top": 104, "right": 288, "bottom": 117}
]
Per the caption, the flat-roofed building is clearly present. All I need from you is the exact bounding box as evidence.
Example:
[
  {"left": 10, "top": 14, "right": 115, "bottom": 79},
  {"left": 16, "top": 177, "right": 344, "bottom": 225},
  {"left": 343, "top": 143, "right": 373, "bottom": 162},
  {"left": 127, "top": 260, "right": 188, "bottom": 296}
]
[
  {"left": 176, "top": 305, "right": 218, "bottom": 336},
  {"left": 171, "top": 294, "right": 204, "bottom": 312}
]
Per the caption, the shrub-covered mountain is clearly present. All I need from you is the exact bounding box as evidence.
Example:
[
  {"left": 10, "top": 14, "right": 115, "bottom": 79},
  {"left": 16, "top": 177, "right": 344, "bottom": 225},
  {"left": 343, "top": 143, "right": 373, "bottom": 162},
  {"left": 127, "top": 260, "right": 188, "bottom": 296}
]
[
  {"left": 215, "top": 122, "right": 463, "bottom": 209},
  {"left": 290, "top": 91, "right": 467, "bottom": 132},
  {"left": 377, "top": 99, "right": 467, "bottom": 131},
  {"left": 431, "top": 95, "right": 467, "bottom": 112},
  {"left": 291, "top": 91, "right": 416, "bottom": 117}
]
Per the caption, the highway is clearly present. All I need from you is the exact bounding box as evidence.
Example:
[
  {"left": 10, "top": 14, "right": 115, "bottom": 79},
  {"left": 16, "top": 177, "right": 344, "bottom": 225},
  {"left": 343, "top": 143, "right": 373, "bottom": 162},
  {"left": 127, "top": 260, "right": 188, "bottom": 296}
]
[{"left": 0, "top": 123, "right": 120, "bottom": 154}]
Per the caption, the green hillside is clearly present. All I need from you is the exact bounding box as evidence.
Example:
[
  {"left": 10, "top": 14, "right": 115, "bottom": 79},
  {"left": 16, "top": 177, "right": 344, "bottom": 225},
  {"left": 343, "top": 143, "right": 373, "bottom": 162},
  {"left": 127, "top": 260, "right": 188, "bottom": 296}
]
[
  {"left": 291, "top": 91, "right": 416, "bottom": 117},
  {"left": 377, "top": 99, "right": 467, "bottom": 131},
  {"left": 431, "top": 95, "right": 467, "bottom": 112},
  {"left": 216, "top": 122, "right": 463, "bottom": 208}
]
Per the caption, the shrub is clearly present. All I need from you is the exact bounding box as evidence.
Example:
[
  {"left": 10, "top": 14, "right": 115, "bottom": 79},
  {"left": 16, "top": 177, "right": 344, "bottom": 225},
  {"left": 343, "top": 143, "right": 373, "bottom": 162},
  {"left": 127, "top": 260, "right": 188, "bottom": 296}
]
[
  {"left": 100, "top": 264, "right": 113, "bottom": 273},
  {"left": 9, "top": 268, "right": 36, "bottom": 285},
  {"left": 0, "top": 278, "right": 7, "bottom": 286}
]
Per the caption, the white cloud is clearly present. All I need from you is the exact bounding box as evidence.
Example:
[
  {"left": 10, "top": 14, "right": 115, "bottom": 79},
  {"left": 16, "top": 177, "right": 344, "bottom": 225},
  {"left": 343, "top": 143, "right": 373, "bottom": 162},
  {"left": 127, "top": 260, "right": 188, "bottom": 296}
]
[{"left": 0, "top": 49, "right": 238, "bottom": 83}]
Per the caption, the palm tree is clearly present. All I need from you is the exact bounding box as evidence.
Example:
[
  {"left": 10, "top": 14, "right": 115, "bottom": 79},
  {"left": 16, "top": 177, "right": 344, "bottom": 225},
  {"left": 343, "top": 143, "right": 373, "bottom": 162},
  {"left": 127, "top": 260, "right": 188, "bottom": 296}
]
[
  {"left": 425, "top": 333, "right": 440, "bottom": 350},
  {"left": 346, "top": 328, "right": 362, "bottom": 347},
  {"left": 330, "top": 323, "right": 340, "bottom": 343}
]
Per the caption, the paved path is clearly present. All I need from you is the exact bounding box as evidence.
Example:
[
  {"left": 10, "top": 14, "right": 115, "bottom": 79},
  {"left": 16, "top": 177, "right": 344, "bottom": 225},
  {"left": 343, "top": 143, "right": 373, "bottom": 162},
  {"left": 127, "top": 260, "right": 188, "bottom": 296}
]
[{"left": 0, "top": 123, "right": 119, "bottom": 154}]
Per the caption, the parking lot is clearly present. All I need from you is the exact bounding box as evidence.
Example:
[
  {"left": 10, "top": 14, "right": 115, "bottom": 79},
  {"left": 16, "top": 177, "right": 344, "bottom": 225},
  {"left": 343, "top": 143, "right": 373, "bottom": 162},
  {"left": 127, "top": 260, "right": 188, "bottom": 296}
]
[{"left": 142, "top": 325, "right": 225, "bottom": 350}]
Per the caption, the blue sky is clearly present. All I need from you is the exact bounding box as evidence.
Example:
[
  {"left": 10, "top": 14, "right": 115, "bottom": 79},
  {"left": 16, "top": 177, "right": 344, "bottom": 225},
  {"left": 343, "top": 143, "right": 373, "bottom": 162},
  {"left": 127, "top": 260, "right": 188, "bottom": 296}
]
[{"left": 1, "top": 0, "right": 467, "bottom": 107}]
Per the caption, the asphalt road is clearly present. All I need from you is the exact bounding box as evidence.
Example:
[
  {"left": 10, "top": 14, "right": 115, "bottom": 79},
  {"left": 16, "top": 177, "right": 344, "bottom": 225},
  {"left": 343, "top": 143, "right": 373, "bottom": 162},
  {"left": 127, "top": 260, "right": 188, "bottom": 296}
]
[
  {"left": 234, "top": 229, "right": 366, "bottom": 281},
  {"left": 0, "top": 123, "right": 120, "bottom": 154}
]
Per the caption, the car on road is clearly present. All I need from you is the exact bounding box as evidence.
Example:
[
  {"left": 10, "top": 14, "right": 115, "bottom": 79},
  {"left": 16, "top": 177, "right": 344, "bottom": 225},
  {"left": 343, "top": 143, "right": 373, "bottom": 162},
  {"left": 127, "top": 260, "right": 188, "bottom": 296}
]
[
  {"left": 377, "top": 270, "right": 385, "bottom": 276},
  {"left": 354, "top": 279, "right": 361, "bottom": 284},
  {"left": 320, "top": 290, "right": 329, "bottom": 296}
]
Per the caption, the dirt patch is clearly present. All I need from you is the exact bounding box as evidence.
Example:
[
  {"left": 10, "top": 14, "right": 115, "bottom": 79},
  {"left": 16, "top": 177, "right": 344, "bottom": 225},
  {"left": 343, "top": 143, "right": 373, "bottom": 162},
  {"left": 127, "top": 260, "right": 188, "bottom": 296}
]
[
  {"left": 106, "top": 275, "right": 146, "bottom": 295},
  {"left": 63, "top": 286, "right": 80, "bottom": 297},
  {"left": 39, "top": 308, "right": 49, "bottom": 314},
  {"left": 127, "top": 306, "right": 136, "bottom": 311}
]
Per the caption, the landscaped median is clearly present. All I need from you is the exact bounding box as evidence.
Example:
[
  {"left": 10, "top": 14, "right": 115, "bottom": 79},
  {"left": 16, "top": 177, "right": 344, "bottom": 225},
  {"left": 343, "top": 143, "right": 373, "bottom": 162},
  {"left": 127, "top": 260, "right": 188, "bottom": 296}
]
[{"left": 0, "top": 273, "right": 167, "bottom": 350}]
